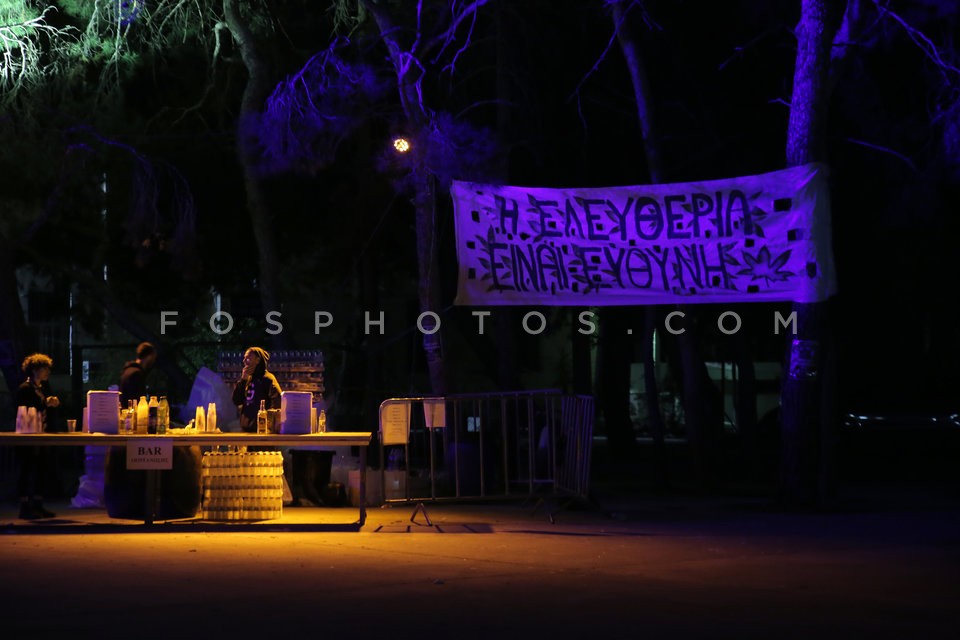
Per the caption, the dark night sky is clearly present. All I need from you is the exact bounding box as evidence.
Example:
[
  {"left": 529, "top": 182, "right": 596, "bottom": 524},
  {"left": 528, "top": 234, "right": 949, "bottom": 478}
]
[{"left": 3, "top": 1, "right": 959, "bottom": 414}]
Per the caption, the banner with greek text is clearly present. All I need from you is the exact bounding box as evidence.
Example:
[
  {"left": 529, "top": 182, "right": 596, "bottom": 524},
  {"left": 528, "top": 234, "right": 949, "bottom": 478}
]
[{"left": 451, "top": 163, "right": 836, "bottom": 305}]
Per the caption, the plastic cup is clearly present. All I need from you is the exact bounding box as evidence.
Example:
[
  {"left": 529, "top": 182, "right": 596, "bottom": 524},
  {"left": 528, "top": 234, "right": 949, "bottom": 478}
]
[{"left": 66, "top": 419, "right": 77, "bottom": 433}]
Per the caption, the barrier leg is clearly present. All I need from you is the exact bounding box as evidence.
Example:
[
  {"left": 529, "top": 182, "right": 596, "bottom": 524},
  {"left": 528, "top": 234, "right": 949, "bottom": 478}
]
[{"left": 410, "top": 502, "right": 433, "bottom": 526}]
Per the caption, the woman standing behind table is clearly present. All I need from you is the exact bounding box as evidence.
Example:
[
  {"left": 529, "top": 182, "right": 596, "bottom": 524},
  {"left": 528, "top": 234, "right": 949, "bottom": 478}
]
[
  {"left": 13, "top": 353, "right": 61, "bottom": 519},
  {"left": 232, "top": 347, "right": 282, "bottom": 433}
]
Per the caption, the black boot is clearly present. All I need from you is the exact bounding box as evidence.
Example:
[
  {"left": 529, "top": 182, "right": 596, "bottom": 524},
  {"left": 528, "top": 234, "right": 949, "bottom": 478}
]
[
  {"left": 18, "top": 500, "right": 38, "bottom": 520},
  {"left": 287, "top": 453, "right": 308, "bottom": 506},
  {"left": 31, "top": 499, "right": 56, "bottom": 519},
  {"left": 303, "top": 455, "right": 327, "bottom": 506}
]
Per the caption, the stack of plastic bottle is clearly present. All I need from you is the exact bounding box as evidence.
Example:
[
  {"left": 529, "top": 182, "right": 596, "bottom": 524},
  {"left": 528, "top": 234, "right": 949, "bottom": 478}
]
[{"left": 200, "top": 451, "right": 285, "bottom": 521}]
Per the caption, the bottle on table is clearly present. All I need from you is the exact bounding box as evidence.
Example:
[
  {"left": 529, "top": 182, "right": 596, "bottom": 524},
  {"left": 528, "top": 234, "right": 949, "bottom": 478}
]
[
  {"left": 158, "top": 396, "right": 169, "bottom": 434},
  {"left": 148, "top": 396, "right": 159, "bottom": 434},
  {"left": 136, "top": 396, "right": 149, "bottom": 434},
  {"left": 257, "top": 400, "right": 267, "bottom": 434},
  {"left": 318, "top": 409, "right": 327, "bottom": 433},
  {"left": 17, "top": 406, "right": 39, "bottom": 433},
  {"left": 125, "top": 400, "right": 136, "bottom": 434}
]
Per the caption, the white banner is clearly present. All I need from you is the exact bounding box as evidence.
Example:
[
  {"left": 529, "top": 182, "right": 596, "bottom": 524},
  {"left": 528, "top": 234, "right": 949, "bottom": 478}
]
[{"left": 451, "top": 163, "right": 836, "bottom": 305}]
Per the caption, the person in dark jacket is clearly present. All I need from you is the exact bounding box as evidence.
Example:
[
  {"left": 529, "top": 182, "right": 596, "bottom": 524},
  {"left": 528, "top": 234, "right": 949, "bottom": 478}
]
[
  {"left": 119, "top": 342, "right": 157, "bottom": 405},
  {"left": 13, "top": 353, "right": 61, "bottom": 519},
  {"left": 232, "top": 346, "right": 282, "bottom": 433}
]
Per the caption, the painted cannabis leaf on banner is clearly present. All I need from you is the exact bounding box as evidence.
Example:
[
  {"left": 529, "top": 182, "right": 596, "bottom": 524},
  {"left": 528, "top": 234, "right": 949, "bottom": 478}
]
[
  {"left": 451, "top": 163, "right": 836, "bottom": 306},
  {"left": 739, "top": 247, "right": 794, "bottom": 285}
]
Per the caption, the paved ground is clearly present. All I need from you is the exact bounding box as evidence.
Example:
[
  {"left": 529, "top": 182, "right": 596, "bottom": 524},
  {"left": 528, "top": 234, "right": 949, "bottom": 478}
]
[{"left": 1, "top": 480, "right": 958, "bottom": 639}]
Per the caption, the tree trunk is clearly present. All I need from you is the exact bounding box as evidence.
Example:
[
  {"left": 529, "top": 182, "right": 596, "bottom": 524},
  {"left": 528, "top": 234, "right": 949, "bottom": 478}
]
[
  {"left": 494, "top": 2, "right": 520, "bottom": 393},
  {"left": 412, "top": 168, "right": 447, "bottom": 395},
  {"left": 642, "top": 307, "right": 670, "bottom": 488},
  {"left": 597, "top": 308, "right": 636, "bottom": 459},
  {"left": 674, "top": 310, "right": 723, "bottom": 489},
  {"left": 495, "top": 310, "right": 521, "bottom": 390},
  {"left": 0, "top": 240, "right": 30, "bottom": 394},
  {"left": 732, "top": 342, "right": 758, "bottom": 441},
  {"left": 780, "top": 0, "right": 841, "bottom": 506},
  {"left": 734, "top": 362, "right": 760, "bottom": 471},
  {"left": 612, "top": 1, "right": 664, "bottom": 177},
  {"left": 360, "top": 241, "right": 383, "bottom": 435},
  {"left": 68, "top": 268, "right": 194, "bottom": 399},
  {"left": 612, "top": 0, "right": 718, "bottom": 481},
  {"left": 731, "top": 320, "right": 759, "bottom": 475},
  {"left": 223, "top": 0, "right": 285, "bottom": 346},
  {"left": 363, "top": 1, "right": 448, "bottom": 395},
  {"left": 570, "top": 309, "right": 592, "bottom": 395}
]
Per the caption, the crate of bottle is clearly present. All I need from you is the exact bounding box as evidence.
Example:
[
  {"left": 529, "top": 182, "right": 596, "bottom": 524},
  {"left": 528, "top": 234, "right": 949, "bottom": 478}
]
[{"left": 200, "top": 451, "right": 285, "bottom": 521}]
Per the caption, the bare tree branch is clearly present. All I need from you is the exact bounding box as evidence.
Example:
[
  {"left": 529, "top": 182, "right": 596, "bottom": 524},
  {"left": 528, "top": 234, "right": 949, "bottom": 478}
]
[
  {"left": 0, "top": 5, "right": 78, "bottom": 101},
  {"left": 427, "top": 0, "right": 490, "bottom": 71},
  {"left": 872, "top": 0, "right": 960, "bottom": 82},
  {"left": 845, "top": 136, "right": 919, "bottom": 171},
  {"left": 570, "top": 1, "right": 658, "bottom": 132},
  {"left": 718, "top": 28, "right": 782, "bottom": 72}
]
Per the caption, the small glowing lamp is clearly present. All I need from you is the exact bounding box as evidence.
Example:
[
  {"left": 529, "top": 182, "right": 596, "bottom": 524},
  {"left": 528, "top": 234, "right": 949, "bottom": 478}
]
[{"left": 393, "top": 137, "right": 411, "bottom": 153}]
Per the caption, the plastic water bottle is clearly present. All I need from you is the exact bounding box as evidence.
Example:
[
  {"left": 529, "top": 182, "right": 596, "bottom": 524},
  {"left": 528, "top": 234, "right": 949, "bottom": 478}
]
[
  {"left": 124, "top": 400, "right": 136, "bottom": 434},
  {"left": 158, "top": 397, "right": 169, "bottom": 434},
  {"left": 137, "top": 396, "right": 149, "bottom": 434},
  {"left": 207, "top": 403, "right": 217, "bottom": 433},
  {"left": 195, "top": 405, "right": 206, "bottom": 433}
]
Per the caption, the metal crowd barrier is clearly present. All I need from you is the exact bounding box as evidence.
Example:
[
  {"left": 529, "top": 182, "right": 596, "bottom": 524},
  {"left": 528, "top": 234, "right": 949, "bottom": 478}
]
[{"left": 377, "top": 390, "right": 594, "bottom": 511}]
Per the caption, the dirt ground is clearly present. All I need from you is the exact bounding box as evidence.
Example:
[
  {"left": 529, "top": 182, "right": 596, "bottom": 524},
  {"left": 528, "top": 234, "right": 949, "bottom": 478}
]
[{"left": 1, "top": 483, "right": 958, "bottom": 639}]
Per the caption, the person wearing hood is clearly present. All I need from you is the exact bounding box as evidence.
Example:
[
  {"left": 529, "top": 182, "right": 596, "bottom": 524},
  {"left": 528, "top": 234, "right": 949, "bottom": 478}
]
[
  {"left": 13, "top": 353, "right": 61, "bottom": 519},
  {"left": 232, "top": 346, "right": 282, "bottom": 433},
  {"left": 119, "top": 342, "right": 157, "bottom": 405}
]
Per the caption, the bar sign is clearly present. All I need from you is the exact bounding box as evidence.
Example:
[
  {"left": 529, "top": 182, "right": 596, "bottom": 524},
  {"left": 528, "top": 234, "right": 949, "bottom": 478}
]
[{"left": 127, "top": 439, "right": 173, "bottom": 470}]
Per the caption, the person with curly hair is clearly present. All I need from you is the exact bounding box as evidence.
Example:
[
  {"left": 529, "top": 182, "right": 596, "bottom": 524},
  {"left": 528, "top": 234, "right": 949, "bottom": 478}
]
[{"left": 13, "top": 353, "right": 61, "bottom": 519}]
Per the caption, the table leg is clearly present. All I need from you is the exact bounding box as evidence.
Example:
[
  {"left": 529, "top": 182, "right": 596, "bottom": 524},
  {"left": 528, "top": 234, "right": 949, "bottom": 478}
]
[
  {"left": 144, "top": 470, "right": 156, "bottom": 525},
  {"left": 359, "top": 446, "right": 367, "bottom": 526}
]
